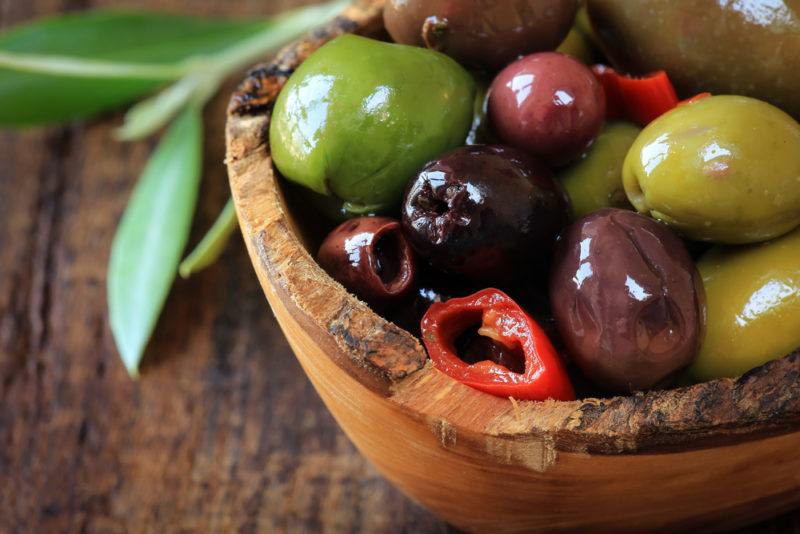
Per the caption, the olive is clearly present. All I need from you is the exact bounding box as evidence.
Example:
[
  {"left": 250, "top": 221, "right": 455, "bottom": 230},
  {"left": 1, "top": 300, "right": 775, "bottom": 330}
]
[
  {"left": 387, "top": 270, "right": 480, "bottom": 337},
  {"left": 587, "top": 0, "right": 800, "bottom": 119},
  {"left": 270, "top": 35, "right": 475, "bottom": 215},
  {"left": 401, "top": 145, "right": 570, "bottom": 285},
  {"left": 557, "top": 122, "right": 640, "bottom": 218},
  {"left": 383, "top": 0, "right": 578, "bottom": 71},
  {"left": 550, "top": 209, "right": 706, "bottom": 393},
  {"left": 465, "top": 81, "right": 497, "bottom": 146},
  {"left": 623, "top": 95, "right": 800, "bottom": 244},
  {"left": 488, "top": 52, "right": 605, "bottom": 167},
  {"left": 555, "top": 7, "right": 599, "bottom": 65},
  {"left": 556, "top": 26, "right": 595, "bottom": 64},
  {"left": 317, "top": 217, "right": 416, "bottom": 310},
  {"left": 689, "top": 228, "right": 800, "bottom": 381}
]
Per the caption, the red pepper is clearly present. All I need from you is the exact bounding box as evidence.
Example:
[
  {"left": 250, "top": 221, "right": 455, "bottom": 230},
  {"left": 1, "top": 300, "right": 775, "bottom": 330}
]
[
  {"left": 591, "top": 65, "right": 679, "bottom": 126},
  {"left": 420, "top": 288, "right": 575, "bottom": 401},
  {"left": 591, "top": 64, "right": 626, "bottom": 121}
]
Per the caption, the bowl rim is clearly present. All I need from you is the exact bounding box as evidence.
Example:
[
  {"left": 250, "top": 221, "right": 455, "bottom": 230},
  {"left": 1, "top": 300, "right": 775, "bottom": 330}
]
[{"left": 225, "top": 0, "right": 800, "bottom": 455}]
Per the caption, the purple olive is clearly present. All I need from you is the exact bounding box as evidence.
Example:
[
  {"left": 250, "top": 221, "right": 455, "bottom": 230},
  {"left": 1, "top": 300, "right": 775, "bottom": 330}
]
[
  {"left": 317, "top": 217, "right": 416, "bottom": 310},
  {"left": 401, "top": 145, "right": 570, "bottom": 284},
  {"left": 383, "top": 0, "right": 578, "bottom": 71},
  {"left": 549, "top": 209, "right": 706, "bottom": 393},
  {"left": 489, "top": 52, "right": 605, "bottom": 167}
]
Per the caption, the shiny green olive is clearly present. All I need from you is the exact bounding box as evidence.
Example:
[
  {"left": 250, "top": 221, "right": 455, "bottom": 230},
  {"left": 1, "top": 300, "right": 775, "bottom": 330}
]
[
  {"left": 556, "top": 7, "right": 597, "bottom": 64},
  {"left": 689, "top": 228, "right": 800, "bottom": 381},
  {"left": 558, "top": 122, "right": 640, "bottom": 218},
  {"left": 465, "top": 81, "right": 497, "bottom": 146},
  {"left": 270, "top": 35, "right": 475, "bottom": 214},
  {"left": 556, "top": 27, "right": 594, "bottom": 64},
  {"left": 623, "top": 95, "right": 800, "bottom": 244}
]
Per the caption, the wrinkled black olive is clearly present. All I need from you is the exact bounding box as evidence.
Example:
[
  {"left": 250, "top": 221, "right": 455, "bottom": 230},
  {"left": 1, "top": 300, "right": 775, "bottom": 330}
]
[
  {"left": 549, "top": 209, "right": 706, "bottom": 393},
  {"left": 401, "top": 145, "right": 570, "bottom": 285}
]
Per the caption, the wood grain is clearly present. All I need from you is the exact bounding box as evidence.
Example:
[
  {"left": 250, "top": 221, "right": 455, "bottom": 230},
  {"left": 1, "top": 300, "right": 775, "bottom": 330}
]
[{"left": 0, "top": 0, "right": 798, "bottom": 532}]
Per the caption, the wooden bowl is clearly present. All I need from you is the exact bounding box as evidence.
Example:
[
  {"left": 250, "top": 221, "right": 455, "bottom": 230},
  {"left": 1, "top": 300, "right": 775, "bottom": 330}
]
[{"left": 226, "top": 1, "right": 800, "bottom": 531}]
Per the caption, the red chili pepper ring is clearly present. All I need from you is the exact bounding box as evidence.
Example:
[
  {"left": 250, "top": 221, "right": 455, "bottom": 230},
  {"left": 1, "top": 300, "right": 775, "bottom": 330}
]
[{"left": 420, "top": 288, "right": 575, "bottom": 401}]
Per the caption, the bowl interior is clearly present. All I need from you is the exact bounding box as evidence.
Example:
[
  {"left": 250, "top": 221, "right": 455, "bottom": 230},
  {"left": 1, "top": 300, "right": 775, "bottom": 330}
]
[{"left": 225, "top": 0, "right": 800, "bottom": 455}]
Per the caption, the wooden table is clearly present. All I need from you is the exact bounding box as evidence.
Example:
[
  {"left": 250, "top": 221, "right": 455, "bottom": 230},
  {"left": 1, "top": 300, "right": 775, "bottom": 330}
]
[{"left": 0, "top": 1, "right": 797, "bottom": 532}]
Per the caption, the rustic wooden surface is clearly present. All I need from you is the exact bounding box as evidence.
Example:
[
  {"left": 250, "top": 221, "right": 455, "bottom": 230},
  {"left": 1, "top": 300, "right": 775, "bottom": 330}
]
[{"left": 0, "top": 0, "right": 798, "bottom": 532}]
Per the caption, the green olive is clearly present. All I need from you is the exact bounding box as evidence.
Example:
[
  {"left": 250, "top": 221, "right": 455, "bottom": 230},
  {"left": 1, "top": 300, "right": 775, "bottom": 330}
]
[
  {"left": 270, "top": 35, "right": 475, "bottom": 214},
  {"left": 558, "top": 122, "right": 640, "bottom": 218},
  {"left": 623, "top": 95, "right": 800, "bottom": 244},
  {"left": 556, "top": 27, "right": 594, "bottom": 64},
  {"left": 689, "top": 228, "right": 800, "bottom": 381},
  {"left": 587, "top": 0, "right": 800, "bottom": 119},
  {"left": 556, "top": 6, "right": 597, "bottom": 64},
  {"left": 465, "top": 81, "right": 496, "bottom": 146}
]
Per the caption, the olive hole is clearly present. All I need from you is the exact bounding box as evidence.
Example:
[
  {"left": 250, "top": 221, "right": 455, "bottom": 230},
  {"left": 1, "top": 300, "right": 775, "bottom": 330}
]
[
  {"left": 454, "top": 323, "right": 526, "bottom": 375},
  {"left": 431, "top": 199, "right": 449, "bottom": 216},
  {"left": 419, "top": 194, "right": 449, "bottom": 216},
  {"left": 374, "top": 230, "right": 403, "bottom": 286},
  {"left": 625, "top": 172, "right": 646, "bottom": 212}
]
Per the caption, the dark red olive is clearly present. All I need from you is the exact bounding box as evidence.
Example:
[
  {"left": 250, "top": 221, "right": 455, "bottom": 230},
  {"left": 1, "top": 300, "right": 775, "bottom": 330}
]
[
  {"left": 401, "top": 145, "right": 570, "bottom": 285},
  {"left": 549, "top": 209, "right": 706, "bottom": 393},
  {"left": 317, "top": 217, "right": 416, "bottom": 310},
  {"left": 489, "top": 52, "right": 605, "bottom": 167},
  {"left": 383, "top": 0, "right": 578, "bottom": 71}
]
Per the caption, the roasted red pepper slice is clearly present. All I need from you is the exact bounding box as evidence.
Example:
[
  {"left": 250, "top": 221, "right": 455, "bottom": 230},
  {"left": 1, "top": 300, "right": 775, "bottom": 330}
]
[
  {"left": 592, "top": 64, "right": 627, "bottom": 121},
  {"left": 591, "top": 65, "right": 679, "bottom": 126},
  {"left": 420, "top": 288, "right": 575, "bottom": 401}
]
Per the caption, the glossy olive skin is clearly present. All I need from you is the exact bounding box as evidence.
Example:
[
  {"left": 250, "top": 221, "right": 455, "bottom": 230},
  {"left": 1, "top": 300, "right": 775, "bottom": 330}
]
[
  {"left": 556, "top": 6, "right": 598, "bottom": 65},
  {"left": 587, "top": 0, "right": 800, "bottom": 118},
  {"left": 384, "top": 0, "right": 578, "bottom": 71},
  {"left": 623, "top": 96, "right": 800, "bottom": 244},
  {"left": 558, "top": 122, "right": 640, "bottom": 218},
  {"left": 488, "top": 52, "right": 605, "bottom": 167},
  {"left": 465, "top": 81, "right": 496, "bottom": 146},
  {"left": 550, "top": 209, "right": 706, "bottom": 393},
  {"left": 689, "top": 228, "right": 800, "bottom": 381},
  {"left": 271, "top": 35, "right": 475, "bottom": 214},
  {"left": 317, "top": 217, "right": 416, "bottom": 310},
  {"left": 402, "top": 145, "right": 570, "bottom": 285},
  {"left": 556, "top": 27, "right": 594, "bottom": 64}
]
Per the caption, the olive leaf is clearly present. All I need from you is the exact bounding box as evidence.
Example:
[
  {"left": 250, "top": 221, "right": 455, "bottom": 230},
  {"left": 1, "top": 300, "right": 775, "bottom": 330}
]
[
  {"left": 108, "top": 106, "right": 203, "bottom": 377},
  {"left": 0, "top": 11, "right": 271, "bottom": 125},
  {"left": 116, "top": 0, "right": 349, "bottom": 140},
  {"left": 179, "top": 198, "right": 239, "bottom": 279},
  {"left": 1, "top": 0, "right": 350, "bottom": 377}
]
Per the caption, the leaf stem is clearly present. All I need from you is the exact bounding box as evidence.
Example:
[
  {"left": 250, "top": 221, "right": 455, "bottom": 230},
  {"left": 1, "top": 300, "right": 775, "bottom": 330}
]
[
  {"left": 203, "top": 0, "right": 349, "bottom": 78},
  {"left": 0, "top": 50, "right": 187, "bottom": 79}
]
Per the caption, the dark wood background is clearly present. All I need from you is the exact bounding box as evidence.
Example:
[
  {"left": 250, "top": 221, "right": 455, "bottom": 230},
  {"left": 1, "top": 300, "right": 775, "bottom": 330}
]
[{"left": 0, "top": 0, "right": 798, "bottom": 532}]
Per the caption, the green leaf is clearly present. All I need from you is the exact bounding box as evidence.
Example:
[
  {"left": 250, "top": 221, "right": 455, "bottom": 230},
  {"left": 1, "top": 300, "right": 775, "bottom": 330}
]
[
  {"left": 108, "top": 106, "right": 203, "bottom": 377},
  {"left": 179, "top": 198, "right": 239, "bottom": 279},
  {"left": 0, "top": 11, "right": 270, "bottom": 125},
  {"left": 115, "top": 0, "right": 350, "bottom": 140},
  {"left": 114, "top": 72, "right": 215, "bottom": 141}
]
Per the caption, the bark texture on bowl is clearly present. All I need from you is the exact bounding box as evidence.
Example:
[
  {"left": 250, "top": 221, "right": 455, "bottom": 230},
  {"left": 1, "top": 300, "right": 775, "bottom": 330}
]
[{"left": 226, "top": 1, "right": 800, "bottom": 530}]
